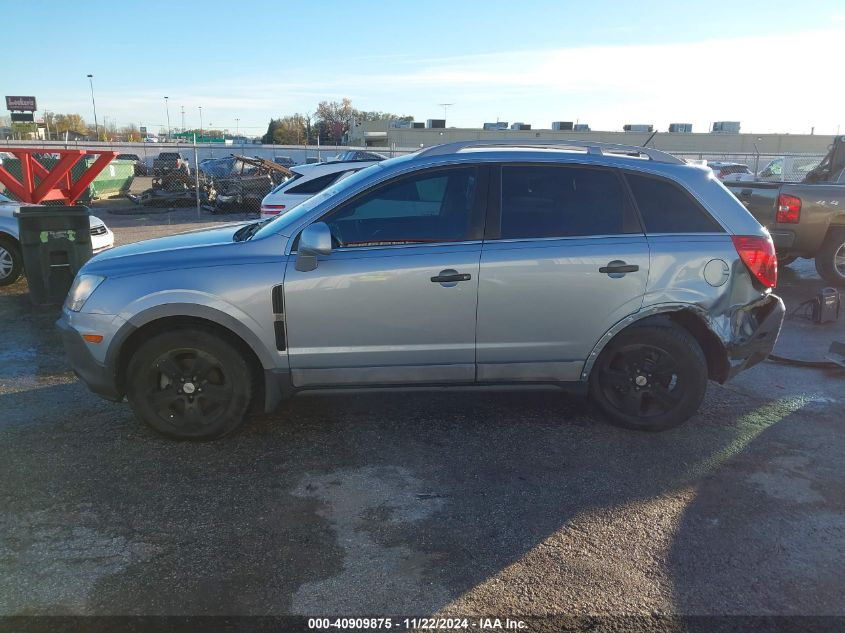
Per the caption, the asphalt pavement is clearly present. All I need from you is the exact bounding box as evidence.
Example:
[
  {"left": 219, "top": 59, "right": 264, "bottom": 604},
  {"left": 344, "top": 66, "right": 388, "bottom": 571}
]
[{"left": 1, "top": 223, "right": 843, "bottom": 621}]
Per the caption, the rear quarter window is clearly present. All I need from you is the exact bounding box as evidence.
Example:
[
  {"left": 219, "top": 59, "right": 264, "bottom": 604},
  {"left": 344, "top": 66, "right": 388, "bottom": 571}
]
[{"left": 625, "top": 173, "right": 724, "bottom": 233}]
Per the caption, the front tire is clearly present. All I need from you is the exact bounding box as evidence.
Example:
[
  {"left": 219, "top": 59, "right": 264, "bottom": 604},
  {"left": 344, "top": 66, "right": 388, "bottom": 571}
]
[
  {"left": 814, "top": 228, "right": 845, "bottom": 287},
  {"left": 589, "top": 322, "right": 708, "bottom": 431},
  {"left": 125, "top": 329, "right": 253, "bottom": 440},
  {"left": 0, "top": 237, "right": 22, "bottom": 286}
]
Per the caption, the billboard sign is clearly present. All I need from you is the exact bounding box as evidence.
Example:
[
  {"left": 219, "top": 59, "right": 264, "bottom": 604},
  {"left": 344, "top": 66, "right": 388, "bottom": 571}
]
[
  {"left": 140, "top": 126, "right": 147, "bottom": 134},
  {"left": 11, "top": 112, "right": 35, "bottom": 122},
  {"left": 6, "top": 96, "right": 37, "bottom": 111}
]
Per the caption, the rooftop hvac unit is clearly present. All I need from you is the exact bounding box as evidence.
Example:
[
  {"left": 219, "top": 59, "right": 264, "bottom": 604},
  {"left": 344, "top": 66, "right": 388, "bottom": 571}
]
[
  {"left": 390, "top": 120, "right": 413, "bottom": 129},
  {"left": 623, "top": 124, "right": 654, "bottom": 133},
  {"left": 510, "top": 122, "right": 531, "bottom": 130},
  {"left": 573, "top": 123, "right": 591, "bottom": 132},
  {"left": 712, "top": 121, "right": 741, "bottom": 133},
  {"left": 483, "top": 122, "right": 509, "bottom": 130},
  {"left": 669, "top": 123, "right": 693, "bottom": 133},
  {"left": 412, "top": 122, "right": 424, "bottom": 128},
  {"left": 551, "top": 121, "right": 574, "bottom": 131},
  {"left": 426, "top": 119, "right": 446, "bottom": 129}
]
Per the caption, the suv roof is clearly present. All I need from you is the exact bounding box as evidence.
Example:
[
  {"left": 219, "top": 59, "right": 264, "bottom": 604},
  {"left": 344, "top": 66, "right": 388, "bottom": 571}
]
[{"left": 417, "top": 139, "right": 685, "bottom": 164}]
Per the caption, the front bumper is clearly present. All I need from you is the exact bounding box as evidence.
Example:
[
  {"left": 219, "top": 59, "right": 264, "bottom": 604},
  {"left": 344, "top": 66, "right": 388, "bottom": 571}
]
[
  {"left": 724, "top": 293, "right": 786, "bottom": 381},
  {"left": 56, "top": 314, "right": 123, "bottom": 401}
]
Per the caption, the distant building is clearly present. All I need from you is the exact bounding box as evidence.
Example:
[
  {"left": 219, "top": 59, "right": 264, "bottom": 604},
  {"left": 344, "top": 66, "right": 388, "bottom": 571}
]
[
  {"left": 669, "top": 123, "right": 693, "bottom": 133},
  {"left": 712, "top": 121, "right": 741, "bottom": 134}
]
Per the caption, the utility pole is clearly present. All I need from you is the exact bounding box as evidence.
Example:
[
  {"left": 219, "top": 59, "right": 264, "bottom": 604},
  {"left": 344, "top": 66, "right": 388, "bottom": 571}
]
[
  {"left": 164, "top": 96, "right": 171, "bottom": 142},
  {"left": 87, "top": 74, "right": 99, "bottom": 141},
  {"left": 199, "top": 106, "right": 203, "bottom": 142},
  {"left": 236, "top": 118, "right": 240, "bottom": 137},
  {"left": 181, "top": 105, "right": 185, "bottom": 132}
]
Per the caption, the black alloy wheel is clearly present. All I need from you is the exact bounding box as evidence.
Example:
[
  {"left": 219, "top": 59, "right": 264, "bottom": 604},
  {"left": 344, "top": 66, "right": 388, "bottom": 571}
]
[
  {"left": 590, "top": 323, "right": 708, "bottom": 431},
  {"left": 126, "top": 329, "right": 252, "bottom": 440}
]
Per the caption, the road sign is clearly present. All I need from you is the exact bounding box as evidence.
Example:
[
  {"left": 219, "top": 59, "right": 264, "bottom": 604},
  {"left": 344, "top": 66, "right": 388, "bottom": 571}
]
[{"left": 6, "top": 96, "right": 37, "bottom": 111}]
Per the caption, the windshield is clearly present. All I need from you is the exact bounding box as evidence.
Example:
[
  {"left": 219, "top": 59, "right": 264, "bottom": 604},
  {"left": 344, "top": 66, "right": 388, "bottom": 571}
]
[{"left": 253, "top": 160, "right": 405, "bottom": 239}]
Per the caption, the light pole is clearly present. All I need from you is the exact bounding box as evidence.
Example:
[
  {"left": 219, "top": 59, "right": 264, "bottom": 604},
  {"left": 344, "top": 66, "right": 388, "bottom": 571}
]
[
  {"left": 86, "top": 74, "right": 99, "bottom": 141},
  {"left": 181, "top": 105, "right": 185, "bottom": 133},
  {"left": 438, "top": 103, "right": 453, "bottom": 123},
  {"left": 235, "top": 118, "right": 240, "bottom": 137},
  {"left": 164, "top": 96, "right": 171, "bottom": 142}
]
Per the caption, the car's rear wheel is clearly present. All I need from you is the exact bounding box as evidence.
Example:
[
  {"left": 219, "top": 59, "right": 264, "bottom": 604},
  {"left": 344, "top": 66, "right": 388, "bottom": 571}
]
[
  {"left": 0, "top": 237, "right": 22, "bottom": 286},
  {"left": 126, "top": 329, "right": 253, "bottom": 440},
  {"left": 589, "top": 323, "right": 708, "bottom": 431},
  {"left": 815, "top": 227, "right": 845, "bottom": 287}
]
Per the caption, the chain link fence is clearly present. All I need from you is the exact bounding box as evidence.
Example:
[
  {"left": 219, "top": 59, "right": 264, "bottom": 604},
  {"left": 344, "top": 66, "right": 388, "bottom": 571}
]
[{"left": 0, "top": 139, "right": 827, "bottom": 248}]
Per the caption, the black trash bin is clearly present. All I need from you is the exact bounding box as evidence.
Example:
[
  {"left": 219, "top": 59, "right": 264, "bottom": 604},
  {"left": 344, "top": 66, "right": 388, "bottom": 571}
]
[{"left": 16, "top": 206, "right": 94, "bottom": 306}]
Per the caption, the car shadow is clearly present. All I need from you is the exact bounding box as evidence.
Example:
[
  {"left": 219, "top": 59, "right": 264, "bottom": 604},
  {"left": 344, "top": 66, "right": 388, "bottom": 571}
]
[{"left": 1, "top": 372, "right": 823, "bottom": 615}]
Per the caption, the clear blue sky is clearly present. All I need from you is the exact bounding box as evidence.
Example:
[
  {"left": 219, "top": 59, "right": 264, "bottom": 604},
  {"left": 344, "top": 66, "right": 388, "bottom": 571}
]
[{"left": 3, "top": 0, "right": 844, "bottom": 135}]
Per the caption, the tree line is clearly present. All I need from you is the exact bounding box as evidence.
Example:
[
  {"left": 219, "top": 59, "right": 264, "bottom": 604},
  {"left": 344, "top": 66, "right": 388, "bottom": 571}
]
[{"left": 262, "top": 98, "right": 411, "bottom": 145}]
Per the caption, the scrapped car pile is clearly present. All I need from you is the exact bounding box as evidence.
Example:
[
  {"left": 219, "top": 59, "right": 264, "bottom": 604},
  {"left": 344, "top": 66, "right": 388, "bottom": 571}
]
[{"left": 128, "top": 155, "right": 293, "bottom": 214}]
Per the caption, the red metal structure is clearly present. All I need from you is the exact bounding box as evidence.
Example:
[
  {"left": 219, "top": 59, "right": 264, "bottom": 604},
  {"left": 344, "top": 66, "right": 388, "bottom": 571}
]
[{"left": 0, "top": 148, "right": 117, "bottom": 204}]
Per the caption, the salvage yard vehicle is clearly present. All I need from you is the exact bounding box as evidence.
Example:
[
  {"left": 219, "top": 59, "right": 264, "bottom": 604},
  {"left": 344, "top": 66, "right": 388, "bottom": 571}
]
[
  {"left": 707, "top": 161, "right": 754, "bottom": 182},
  {"left": 757, "top": 156, "right": 820, "bottom": 182},
  {"left": 260, "top": 160, "right": 380, "bottom": 217},
  {"left": 58, "top": 140, "right": 785, "bottom": 440},
  {"left": 116, "top": 153, "right": 149, "bottom": 176},
  {"left": 0, "top": 192, "right": 114, "bottom": 286},
  {"left": 152, "top": 151, "right": 190, "bottom": 177},
  {"left": 726, "top": 135, "right": 845, "bottom": 284}
]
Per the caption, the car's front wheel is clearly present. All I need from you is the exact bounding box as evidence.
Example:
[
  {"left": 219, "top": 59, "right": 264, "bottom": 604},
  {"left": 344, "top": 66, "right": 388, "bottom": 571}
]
[
  {"left": 589, "top": 322, "right": 708, "bottom": 431},
  {"left": 814, "top": 227, "right": 845, "bottom": 287},
  {"left": 126, "top": 329, "right": 253, "bottom": 440},
  {"left": 0, "top": 236, "right": 22, "bottom": 286}
]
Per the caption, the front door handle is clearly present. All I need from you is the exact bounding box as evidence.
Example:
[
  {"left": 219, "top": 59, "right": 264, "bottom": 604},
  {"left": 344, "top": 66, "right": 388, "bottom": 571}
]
[
  {"left": 431, "top": 269, "right": 472, "bottom": 284},
  {"left": 599, "top": 261, "right": 639, "bottom": 275}
]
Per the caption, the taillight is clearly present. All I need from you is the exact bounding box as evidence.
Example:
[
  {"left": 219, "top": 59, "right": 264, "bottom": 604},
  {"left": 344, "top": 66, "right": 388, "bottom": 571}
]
[
  {"left": 261, "top": 204, "right": 286, "bottom": 216},
  {"left": 732, "top": 235, "right": 778, "bottom": 288},
  {"left": 776, "top": 194, "right": 801, "bottom": 224}
]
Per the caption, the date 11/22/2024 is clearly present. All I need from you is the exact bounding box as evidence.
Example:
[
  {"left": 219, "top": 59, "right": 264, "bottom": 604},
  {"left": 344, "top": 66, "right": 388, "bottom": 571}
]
[{"left": 307, "top": 617, "right": 528, "bottom": 630}]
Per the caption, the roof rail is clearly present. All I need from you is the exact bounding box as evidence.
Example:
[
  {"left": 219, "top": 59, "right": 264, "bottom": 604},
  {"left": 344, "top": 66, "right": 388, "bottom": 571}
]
[{"left": 416, "top": 139, "right": 685, "bottom": 165}]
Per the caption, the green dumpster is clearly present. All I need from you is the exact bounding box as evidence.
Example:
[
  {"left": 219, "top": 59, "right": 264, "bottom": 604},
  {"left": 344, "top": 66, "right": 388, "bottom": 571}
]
[{"left": 16, "top": 206, "right": 93, "bottom": 305}]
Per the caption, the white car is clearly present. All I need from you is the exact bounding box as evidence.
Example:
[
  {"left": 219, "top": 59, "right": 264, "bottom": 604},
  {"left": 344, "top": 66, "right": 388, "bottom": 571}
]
[
  {"left": 260, "top": 160, "right": 380, "bottom": 218},
  {"left": 706, "top": 161, "right": 755, "bottom": 182},
  {"left": 0, "top": 192, "right": 114, "bottom": 286}
]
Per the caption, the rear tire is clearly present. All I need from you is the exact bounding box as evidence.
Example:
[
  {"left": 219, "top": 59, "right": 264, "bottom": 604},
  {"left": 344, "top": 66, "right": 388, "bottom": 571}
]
[
  {"left": 125, "top": 329, "right": 253, "bottom": 440},
  {"left": 814, "top": 228, "right": 845, "bottom": 287},
  {"left": 0, "top": 237, "right": 22, "bottom": 286},
  {"left": 589, "top": 322, "right": 708, "bottom": 431}
]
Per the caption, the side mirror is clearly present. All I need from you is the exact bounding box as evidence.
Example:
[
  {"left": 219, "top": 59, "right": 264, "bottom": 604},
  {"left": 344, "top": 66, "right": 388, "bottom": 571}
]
[{"left": 295, "top": 222, "right": 332, "bottom": 272}]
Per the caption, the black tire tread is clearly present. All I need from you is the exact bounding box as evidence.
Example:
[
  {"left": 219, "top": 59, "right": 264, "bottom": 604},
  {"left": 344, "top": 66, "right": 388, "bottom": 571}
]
[
  {"left": 0, "top": 235, "right": 22, "bottom": 286},
  {"left": 814, "top": 227, "right": 845, "bottom": 287}
]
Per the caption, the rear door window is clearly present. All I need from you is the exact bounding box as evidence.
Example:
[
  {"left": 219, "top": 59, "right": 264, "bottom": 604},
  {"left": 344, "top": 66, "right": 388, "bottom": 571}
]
[
  {"left": 625, "top": 173, "right": 724, "bottom": 233},
  {"left": 498, "top": 165, "right": 637, "bottom": 239}
]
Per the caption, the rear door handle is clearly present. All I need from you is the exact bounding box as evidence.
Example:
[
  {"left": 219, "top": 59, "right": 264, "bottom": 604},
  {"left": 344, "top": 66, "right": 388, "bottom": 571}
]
[
  {"left": 431, "top": 269, "right": 472, "bottom": 283},
  {"left": 599, "top": 261, "right": 639, "bottom": 275}
]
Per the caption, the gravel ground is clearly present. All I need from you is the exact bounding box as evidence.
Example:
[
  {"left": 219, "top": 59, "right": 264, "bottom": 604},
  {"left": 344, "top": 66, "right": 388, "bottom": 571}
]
[{"left": 0, "top": 218, "right": 843, "bottom": 622}]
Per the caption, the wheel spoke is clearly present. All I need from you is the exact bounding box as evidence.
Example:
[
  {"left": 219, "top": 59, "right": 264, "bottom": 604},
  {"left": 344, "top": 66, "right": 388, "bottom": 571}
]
[
  {"left": 184, "top": 401, "right": 204, "bottom": 425},
  {"left": 148, "top": 388, "right": 177, "bottom": 408},
  {"left": 199, "top": 383, "right": 231, "bottom": 406},
  {"left": 648, "top": 384, "right": 680, "bottom": 408},
  {"left": 190, "top": 354, "right": 215, "bottom": 379},
  {"left": 621, "top": 390, "right": 644, "bottom": 416},
  {"left": 156, "top": 356, "right": 182, "bottom": 381},
  {"left": 600, "top": 368, "right": 630, "bottom": 389}
]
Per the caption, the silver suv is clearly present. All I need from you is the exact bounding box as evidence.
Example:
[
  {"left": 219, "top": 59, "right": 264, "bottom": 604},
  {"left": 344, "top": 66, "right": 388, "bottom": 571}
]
[{"left": 58, "top": 140, "right": 786, "bottom": 440}]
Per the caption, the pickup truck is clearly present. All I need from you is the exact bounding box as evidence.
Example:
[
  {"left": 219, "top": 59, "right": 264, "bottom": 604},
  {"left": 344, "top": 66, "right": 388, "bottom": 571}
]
[
  {"left": 152, "top": 152, "right": 190, "bottom": 177},
  {"left": 725, "top": 135, "right": 845, "bottom": 286}
]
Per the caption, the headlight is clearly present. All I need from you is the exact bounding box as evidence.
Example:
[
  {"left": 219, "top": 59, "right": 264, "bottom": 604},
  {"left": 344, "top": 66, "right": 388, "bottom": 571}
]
[{"left": 65, "top": 274, "right": 106, "bottom": 312}]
